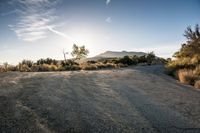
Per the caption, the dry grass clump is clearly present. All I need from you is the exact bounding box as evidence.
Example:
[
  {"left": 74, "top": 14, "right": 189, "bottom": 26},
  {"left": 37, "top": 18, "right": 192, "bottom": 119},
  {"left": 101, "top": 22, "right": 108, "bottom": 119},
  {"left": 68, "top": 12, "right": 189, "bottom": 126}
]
[
  {"left": 80, "top": 63, "right": 98, "bottom": 70},
  {"left": 31, "top": 64, "right": 59, "bottom": 72},
  {"left": 80, "top": 62, "right": 121, "bottom": 70},
  {"left": 177, "top": 69, "right": 197, "bottom": 85},
  {"left": 0, "top": 63, "right": 18, "bottom": 72},
  {"left": 194, "top": 65, "right": 200, "bottom": 76},
  {"left": 0, "top": 66, "right": 4, "bottom": 72},
  {"left": 194, "top": 80, "right": 200, "bottom": 89}
]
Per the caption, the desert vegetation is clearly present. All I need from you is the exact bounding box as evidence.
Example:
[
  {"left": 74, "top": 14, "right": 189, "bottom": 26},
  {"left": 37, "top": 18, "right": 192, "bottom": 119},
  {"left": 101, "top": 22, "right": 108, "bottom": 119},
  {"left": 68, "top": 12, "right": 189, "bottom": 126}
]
[
  {"left": 0, "top": 44, "right": 162, "bottom": 72},
  {"left": 166, "top": 24, "right": 200, "bottom": 89}
]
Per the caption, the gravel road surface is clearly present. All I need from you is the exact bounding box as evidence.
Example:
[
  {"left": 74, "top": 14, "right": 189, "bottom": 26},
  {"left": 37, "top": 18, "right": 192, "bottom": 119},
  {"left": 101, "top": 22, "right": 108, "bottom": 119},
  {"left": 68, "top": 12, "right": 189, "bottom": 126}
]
[{"left": 1, "top": 65, "right": 200, "bottom": 133}]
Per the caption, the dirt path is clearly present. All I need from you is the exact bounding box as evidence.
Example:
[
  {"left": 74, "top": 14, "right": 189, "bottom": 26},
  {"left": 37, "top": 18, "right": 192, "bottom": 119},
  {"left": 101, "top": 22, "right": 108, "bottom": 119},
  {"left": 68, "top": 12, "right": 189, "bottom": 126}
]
[{"left": 1, "top": 65, "right": 200, "bottom": 133}]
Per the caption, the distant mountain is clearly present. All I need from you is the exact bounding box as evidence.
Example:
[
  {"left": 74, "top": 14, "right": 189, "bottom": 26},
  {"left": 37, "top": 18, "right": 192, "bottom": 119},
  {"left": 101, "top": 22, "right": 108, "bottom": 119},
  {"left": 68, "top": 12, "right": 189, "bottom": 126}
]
[
  {"left": 84, "top": 51, "right": 147, "bottom": 62},
  {"left": 95, "top": 51, "right": 147, "bottom": 58}
]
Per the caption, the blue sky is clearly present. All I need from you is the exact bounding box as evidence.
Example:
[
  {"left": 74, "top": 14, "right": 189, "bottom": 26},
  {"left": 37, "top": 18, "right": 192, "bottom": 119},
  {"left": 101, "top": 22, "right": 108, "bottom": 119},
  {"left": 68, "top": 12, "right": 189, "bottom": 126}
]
[{"left": 0, "top": 0, "right": 199, "bottom": 64}]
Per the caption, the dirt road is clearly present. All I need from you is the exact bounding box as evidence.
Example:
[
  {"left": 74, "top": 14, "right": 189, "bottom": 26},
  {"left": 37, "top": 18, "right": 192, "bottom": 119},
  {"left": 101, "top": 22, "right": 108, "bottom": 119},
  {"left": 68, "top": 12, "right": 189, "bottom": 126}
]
[{"left": 1, "top": 65, "right": 200, "bottom": 133}]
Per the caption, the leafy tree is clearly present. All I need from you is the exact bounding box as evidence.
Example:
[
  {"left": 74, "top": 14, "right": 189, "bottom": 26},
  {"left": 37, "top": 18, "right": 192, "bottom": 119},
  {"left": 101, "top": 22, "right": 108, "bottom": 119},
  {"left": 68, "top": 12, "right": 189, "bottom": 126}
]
[
  {"left": 184, "top": 24, "right": 200, "bottom": 43},
  {"left": 71, "top": 44, "right": 89, "bottom": 61},
  {"left": 146, "top": 51, "right": 156, "bottom": 64},
  {"left": 173, "top": 24, "right": 200, "bottom": 59}
]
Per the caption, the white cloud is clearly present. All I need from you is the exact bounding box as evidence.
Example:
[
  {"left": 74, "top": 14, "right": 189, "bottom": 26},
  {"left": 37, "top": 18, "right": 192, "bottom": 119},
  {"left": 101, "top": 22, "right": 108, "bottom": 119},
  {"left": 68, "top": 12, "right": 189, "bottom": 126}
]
[
  {"left": 48, "top": 27, "right": 75, "bottom": 42},
  {"left": 106, "top": 0, "right": 111, "bottom": 6},
  {"left": 105, "top": 17, "right": 112, "bottom": 23},
  {"left": 9, "top": 0, "right": 60, "bottom": 42}
]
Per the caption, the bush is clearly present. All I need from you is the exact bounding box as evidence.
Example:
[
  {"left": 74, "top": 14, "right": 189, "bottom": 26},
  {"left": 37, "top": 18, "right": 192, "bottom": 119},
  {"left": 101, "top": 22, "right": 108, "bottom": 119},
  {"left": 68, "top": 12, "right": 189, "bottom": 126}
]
[
  {"left": 167, "top": 58, "right": 196, "bottom": 70},
  {"left": 118, "top": 56, "right": 137, "bottom": 65},
  {"left": 7, "top": 65, "right": 18, "bottom": 71},
  {"left": 21, "top": 60, "right": 34, "bottom": 68},
  {"left": 96, "top": 62, "right": 117, "bottom": 69},
  {"left": 61, "top": 60, "right": 79, "bottom": 66},
  {"left": 37, "top": 58, "right": 58, "bottom": 65},
  {"left": 31, "top": 65, "right": 40, "bottom": 72},
  {"left": 35, "top": 65, "right": 48, "bottom": 72},
  {"left": 59, "top": 65, "right": 81, "bottom": 71},
  {"left": 165, "top": 66, "right": 176, "bottom": 77},
  {"left": 138, "top": 55, "right": 147, "bottom": 63},
  {"left": 177, "top": 69, "right": 198, "bottom": 85},
  {"left": 95, "top": 63, "right": 108, "bottom": 69},
  {"left": 146, "top": 52, "right": 156, "bottom": 65},
  {"left": 19, "top": 64, "right": 31, "bottom": 72},
  {"left": 43, "top": 64, "right": 58, "bottom": 71},
  {"left": 87, "top": 60, "right": 97, "bottom": 64},
  {"left": 0, "top": 66, "right": 5, "bottom": 72},
  {"left": 102, "top": 63, "right": 117, "bottom": 69},
  {"left": 81, "top": 63, "right": 97, "bottom": 70},
  {"left": 70, "top": 65, "right": 81, "bottom": 71}
]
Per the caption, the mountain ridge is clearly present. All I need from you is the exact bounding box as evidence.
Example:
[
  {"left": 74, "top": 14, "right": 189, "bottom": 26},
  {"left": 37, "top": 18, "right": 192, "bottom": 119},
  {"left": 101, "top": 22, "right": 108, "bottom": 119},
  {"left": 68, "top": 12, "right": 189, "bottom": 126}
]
[
  {"left": 83, "top": 51, "right": 147, "bottom": 62},
  {"left": 95, "top": 51, "right": 147, "bottom": 58}
]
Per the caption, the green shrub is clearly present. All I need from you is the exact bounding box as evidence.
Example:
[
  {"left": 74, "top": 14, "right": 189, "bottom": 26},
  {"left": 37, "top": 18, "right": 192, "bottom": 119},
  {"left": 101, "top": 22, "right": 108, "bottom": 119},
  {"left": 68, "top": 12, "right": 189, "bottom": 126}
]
[
  {"left": 138, "top": 55, "right": 147, "bottom": 63},
  {"left": 118, "top": 56, "right": 137, "bottom": 65},
  {"left": 21, "top": 60, "right": 34, "bottom": 68},
  {"left": 146, "top": 52, "right": 156, "bottom": 65},
  {"left": 70, "top": 65, "right": 81, "bottom": 71},
  {"left": 59, "top": 65, "right": 81, "bottom": 71},
  {"left": 165, "top": 65, "right": 177, "bottom": 77},
  {"left": 37, "top": 58, "right": 58, "bottom": 65},
  {"left": 87, "top": 60, "right": 97, "bottom": 64},
  {"left": 61, "top": 60, "right": 79, "bottom": 66}
]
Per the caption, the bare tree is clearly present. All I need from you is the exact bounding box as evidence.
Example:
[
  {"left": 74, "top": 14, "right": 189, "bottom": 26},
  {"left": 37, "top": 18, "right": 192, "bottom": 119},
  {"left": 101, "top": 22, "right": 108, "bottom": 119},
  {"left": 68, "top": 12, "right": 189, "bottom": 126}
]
[{"left": 63, "top": 49, "right": 69, "bottom": 62}]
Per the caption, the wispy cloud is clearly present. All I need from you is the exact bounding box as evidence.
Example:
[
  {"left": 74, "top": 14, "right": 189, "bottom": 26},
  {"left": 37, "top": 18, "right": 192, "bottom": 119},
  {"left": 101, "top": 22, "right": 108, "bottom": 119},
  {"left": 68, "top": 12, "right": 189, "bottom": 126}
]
[
  {"left": 105, "top": 17, "right": 112, "bottom": 23},
  {"left": 9, "top": 0, "right": 60, "bottom": 42},
  {"left": 48, "top": 27, "right": 75, "bottom": 42},
  {"left": 106, "top": 0, "right": 111, "bottom": 6},
  {"left": 1, "top": 9, "right": 20, "bottom": 16}
]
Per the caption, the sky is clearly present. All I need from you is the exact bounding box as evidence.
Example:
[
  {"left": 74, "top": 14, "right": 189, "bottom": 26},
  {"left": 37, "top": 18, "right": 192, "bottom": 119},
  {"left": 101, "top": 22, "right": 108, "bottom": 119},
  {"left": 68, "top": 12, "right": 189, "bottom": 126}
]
[{"left": 0, "top": 0, "right": 200, "bottom": 64}]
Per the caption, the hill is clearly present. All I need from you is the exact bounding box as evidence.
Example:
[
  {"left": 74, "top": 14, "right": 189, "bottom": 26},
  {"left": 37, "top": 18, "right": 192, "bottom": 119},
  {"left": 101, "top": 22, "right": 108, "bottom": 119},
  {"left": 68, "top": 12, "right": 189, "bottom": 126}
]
[
  {"left": 85, "top": 51, "right": 147, "bottom": 61},
  {"left": 96, "top": 51, "right": 146, "bottom": 58}
]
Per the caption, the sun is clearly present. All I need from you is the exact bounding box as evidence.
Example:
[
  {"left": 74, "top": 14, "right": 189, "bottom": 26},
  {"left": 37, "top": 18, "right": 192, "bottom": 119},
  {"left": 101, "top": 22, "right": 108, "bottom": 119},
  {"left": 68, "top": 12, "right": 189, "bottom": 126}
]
[{"left": 71, "top": 29, "right": 93, "bottom": 43}]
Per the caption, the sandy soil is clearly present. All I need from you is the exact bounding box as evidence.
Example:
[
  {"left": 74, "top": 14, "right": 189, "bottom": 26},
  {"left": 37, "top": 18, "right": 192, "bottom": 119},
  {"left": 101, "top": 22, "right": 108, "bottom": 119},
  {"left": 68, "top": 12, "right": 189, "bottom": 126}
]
[{"left": 1, "top": 65, "right": 200, "bottom": 133}]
